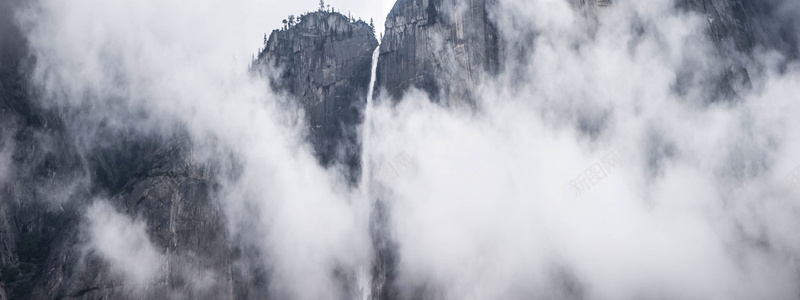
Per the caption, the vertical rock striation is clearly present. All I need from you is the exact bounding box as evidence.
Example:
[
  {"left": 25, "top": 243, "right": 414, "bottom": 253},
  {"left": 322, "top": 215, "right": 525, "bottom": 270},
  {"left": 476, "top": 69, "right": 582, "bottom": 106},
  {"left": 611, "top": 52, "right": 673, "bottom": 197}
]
[
  {"left": 27, "top": 136, "right": 238, "bottom": 300},
  {"left": 375, "top": 0, "right": 501, "bottom": 102},
  {"left": 676, "top": 0, "right": 793, "bottom": 55},
  {"left": 2, "top": 1, "right": 236, "bottom": 298}
]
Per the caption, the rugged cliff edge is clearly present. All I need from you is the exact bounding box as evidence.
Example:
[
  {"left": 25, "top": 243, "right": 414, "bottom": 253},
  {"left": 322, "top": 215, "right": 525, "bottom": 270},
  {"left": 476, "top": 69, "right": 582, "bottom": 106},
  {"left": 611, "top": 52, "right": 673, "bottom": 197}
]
[
  {"left": 375, "top": 0, "right": 796, "bottom": 103},
  {"left": 254, "top": 11, "right": 379, "bottom": 182},
  {"left": 375, "top": 0, "right": 500, "bottom": 102}
]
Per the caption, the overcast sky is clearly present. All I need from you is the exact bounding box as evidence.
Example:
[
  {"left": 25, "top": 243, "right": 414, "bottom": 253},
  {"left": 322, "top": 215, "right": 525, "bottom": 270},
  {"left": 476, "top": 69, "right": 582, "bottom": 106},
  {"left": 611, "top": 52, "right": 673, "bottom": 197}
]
[
  {"left": 194, "top": 0, "right": 395, "bottom": 68},
  {"left": 260, "top": 0, "right": 395, "bottom": 37}
]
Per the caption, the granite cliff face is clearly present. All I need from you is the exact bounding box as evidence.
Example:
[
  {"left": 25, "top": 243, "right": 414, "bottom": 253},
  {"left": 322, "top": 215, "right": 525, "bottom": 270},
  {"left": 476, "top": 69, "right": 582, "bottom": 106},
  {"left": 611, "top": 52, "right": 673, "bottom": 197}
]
[
  {"left": 374, "top": 0, "right": 796, "bottom": 103},
  {"left": 255, "top": 11, "right": 379, "bottom": 182},
  {"left": 677, "top": 0, "right": 797, "bottom": 55},
  {"left": 1, "top": 1, "right": 84, "bottom": 297},
  {"left": 370, "top": 2, "right": 502, "bottom": 297},
  {"left": 1, "top": 47, "right": 236, "bottom": 300},
  {"left": 375, "top": 0, "right": 501, "bottom": 102},
  {"left": 29, "top": 137, "right": 240, "bottom": 300}
]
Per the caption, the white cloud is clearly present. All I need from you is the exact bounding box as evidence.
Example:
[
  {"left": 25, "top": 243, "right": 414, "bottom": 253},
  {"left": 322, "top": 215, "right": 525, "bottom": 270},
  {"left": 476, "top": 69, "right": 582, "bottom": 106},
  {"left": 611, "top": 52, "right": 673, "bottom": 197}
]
[{"left": 359, "top": 1, "right": 800, "bottom": 299}]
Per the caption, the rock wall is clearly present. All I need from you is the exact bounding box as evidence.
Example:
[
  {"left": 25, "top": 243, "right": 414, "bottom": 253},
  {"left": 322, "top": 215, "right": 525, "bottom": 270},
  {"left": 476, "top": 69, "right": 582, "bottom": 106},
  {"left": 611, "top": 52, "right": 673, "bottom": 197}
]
[
  {"left": 375, "top": 0, "right": 501, "bottom": 102},
  {"left": 256, "top": 11, "right": 379, "bottom": 182},
  {"left": 1, "top": 1, "right": 238, "bottom": 298},
  {"left": 27, "top": 137, "right": 239, "bottom": 300}
]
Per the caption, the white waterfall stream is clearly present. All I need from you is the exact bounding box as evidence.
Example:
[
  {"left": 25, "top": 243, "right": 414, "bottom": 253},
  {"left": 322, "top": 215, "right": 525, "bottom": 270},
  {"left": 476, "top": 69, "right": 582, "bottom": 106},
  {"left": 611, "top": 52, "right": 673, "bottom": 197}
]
[
  {"left": 361, "top": 46, "right": 381, "bottom": 191},
  {"left": 356, "top": 45, "right": 381, "bottom": 300}
]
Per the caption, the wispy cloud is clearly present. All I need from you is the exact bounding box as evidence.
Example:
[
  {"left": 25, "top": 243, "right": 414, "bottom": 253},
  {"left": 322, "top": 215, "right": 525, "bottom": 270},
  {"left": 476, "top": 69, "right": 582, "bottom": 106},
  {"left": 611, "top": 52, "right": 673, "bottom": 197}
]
[{"left": 13, "top": 0, "right": 800, "bottom": 298}]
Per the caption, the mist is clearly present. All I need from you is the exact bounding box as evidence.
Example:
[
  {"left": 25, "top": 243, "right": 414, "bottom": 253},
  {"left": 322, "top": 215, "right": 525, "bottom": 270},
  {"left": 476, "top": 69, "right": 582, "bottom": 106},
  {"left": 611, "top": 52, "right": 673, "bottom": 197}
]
[
  {"left": 7, "top": 0, "right": 800, "bottom": 299},
  {"left": 85, "top": 200, "right": 165, "bottom": 285},
  {"left": 363, "top": 1, "right": 800, "bottom": 298}
]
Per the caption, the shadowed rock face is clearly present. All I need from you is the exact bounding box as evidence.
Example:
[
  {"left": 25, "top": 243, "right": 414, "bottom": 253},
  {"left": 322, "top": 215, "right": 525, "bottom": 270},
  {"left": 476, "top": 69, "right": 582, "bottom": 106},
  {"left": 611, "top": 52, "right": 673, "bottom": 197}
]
[
  {"left": 256, "top": 11, "right": 379, "bottom": 183},
  {"left": 1, "top": 2, "right": 238, "bottom": 298},
  {"left": 676, "top": 0, "right": 798, "bottom": 56},
  {"left": 375, "top": 0, "right": 501, "bottom": 103}
]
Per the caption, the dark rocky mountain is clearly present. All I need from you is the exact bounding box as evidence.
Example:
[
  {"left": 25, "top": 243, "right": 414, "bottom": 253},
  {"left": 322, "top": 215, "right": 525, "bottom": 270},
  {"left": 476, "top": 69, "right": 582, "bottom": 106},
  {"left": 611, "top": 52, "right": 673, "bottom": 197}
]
[
  {"left": 254, "top": 11, "right": 379, "bottom": 182},
  {"left": 0, "top": 0, "right": 797, "bottom": 299},
  {"left": 1, "top": 4, "right": 380, "bottom": 299},
  {"left": 1, "top": 2, "right": 235, "bottom": 299},
  {"left": 27, "top": 136, "right": 241, "bottom": 300}
]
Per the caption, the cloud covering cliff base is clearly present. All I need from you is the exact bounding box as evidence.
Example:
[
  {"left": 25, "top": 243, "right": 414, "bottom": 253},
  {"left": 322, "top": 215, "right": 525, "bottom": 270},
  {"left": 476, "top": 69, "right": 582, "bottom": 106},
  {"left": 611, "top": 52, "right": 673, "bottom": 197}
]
[{"left": 10, "top": 0, "right": 800, "bottom": 298}]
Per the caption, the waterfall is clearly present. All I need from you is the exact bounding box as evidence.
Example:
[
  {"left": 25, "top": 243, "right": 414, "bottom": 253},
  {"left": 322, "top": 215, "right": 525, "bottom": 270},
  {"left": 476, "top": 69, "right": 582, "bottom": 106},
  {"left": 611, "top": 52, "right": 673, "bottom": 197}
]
[
  {"left": 367, "top": 47, "right": 380, "bottom": 105},
  {"left": 360, "top": 46, "right": 381, "bottom": 190},
  {"left": 357, "top": 45, "right": 381, "bottom": 300}
]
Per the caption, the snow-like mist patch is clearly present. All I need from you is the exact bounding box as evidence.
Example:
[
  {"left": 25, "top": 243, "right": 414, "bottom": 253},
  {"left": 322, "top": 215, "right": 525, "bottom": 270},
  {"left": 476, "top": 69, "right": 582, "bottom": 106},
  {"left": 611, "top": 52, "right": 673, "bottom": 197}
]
[{"left": 85, "top": 201, "right": 165, "bottom": 285}]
